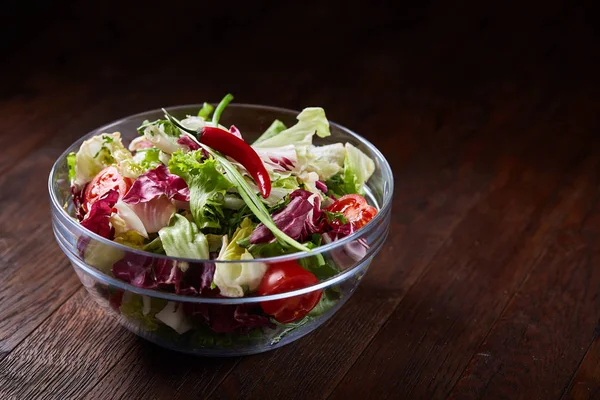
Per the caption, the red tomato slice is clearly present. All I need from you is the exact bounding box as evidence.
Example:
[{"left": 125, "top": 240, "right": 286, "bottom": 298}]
[
  {"left": 83, "top": 166, "right": 132, "bottom": 212},
  {"left": 327, "top": 194, "right": 377, "bottom": 229},
  {"left": 258, "top": 261, "right": 322, "bottom": 323}
]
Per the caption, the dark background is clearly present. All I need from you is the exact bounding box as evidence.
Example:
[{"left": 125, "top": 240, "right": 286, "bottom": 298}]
[{"left": 4, "top": 0, "right": 598, "bottom": 128}]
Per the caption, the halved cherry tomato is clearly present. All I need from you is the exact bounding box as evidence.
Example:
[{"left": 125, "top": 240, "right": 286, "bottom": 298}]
[
  {"left": 83, "top": 166, "right": 132, "bottom": 212},
  {"left": 258, "top": 261, "right": 322, "bottom": 323},
  {"left": 327, "top": 194, "right": 377, "bottom": 229}
]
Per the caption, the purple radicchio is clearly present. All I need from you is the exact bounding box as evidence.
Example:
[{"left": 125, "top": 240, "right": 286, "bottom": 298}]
[
  {"left": 177, "top": 136, "right": 201, "bottom": 151},
  {"left": 229, "top": 125, "right": 243, "bottom": 139},
  {"left": 250, "top": 189, "right": 326, "bottom": 244},
  {"left": 122, "top": 165, "right": 190, "bottom": 204},
  {"left": 80, "top": 189, "right": 119, "bottom": 239},
  {"left": 112, "top": 253, "right": 183, "bottom": 292},
  {"left": 71, "top": 184, "right": 87, "bottom": 221},
  {"left": 183, "top": 302, "right": 274, "bottom": 333},
  {"left": 112, "top": 254, "right": 215, "bottom": 295}
]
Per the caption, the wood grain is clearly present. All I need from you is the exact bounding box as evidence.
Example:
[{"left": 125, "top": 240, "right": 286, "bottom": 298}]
[
  {"left": 562, "top": 337, "right": 600, "bottom": 400},
  {"left": 0, "top": 289, "right": 136, "bottom": 400},
  {"left": 2, "top": 0, "right": 600, "bottom": 399},
  {"left": 447, "top": 158, "right": 600, "bottom": 399},
  {"left": 327, "top": 101, "right": 600, "bottom": 399}
]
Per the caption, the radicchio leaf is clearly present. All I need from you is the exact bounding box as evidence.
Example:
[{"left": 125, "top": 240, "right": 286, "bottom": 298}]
[
  {"left": 80, "top": 189, "right": 119, "bottom": 239},
  {"left": 183, "top": 303, "right": 274, "bottom": 333},
  {"left": 316, "top": 180, "right": 328, "bottom": 193},
  {"left": 71, "top": 184, "right": 87, "bottom": 221},
  {"left": 112, "top": 253, "right": 184, "bottom": 292},
  {"left": 177, "top": 136, "right": 201, "bottom": 151},
  {"left": 122, "top": 165, "right": 190, "bottom": 204},
  {"left": 179, "top": 262, "right": 216, "bottom": 295},
  {"left": 249, "top": 189, "right": 326, "bottom": 244},
  {"left": 229, "top": 125, "right": 243, "bottom": 139}
]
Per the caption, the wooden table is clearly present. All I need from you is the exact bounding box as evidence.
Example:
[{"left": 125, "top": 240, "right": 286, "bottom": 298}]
[{"left": 2, "top": 1, "right": 600, "bottom": 399}]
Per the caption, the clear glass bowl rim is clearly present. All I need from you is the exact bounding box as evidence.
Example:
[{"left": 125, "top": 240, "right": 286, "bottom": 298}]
[{"left": 49, "top": 103, "right": 393, "bottom": 304}]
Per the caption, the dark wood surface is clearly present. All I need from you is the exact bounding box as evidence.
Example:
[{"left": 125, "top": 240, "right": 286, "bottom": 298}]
[{"left": 2, "top": 1, "right": 600, "bottom": 399}]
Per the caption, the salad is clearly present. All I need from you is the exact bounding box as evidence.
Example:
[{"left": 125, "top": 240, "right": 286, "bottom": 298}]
[{"left": 68, "top": 94, "right": 378, "bottom": 343}]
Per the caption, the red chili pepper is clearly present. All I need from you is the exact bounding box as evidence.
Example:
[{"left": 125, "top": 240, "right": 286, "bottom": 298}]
[{"left": 199, "top": 126, "right": 272, "bottom": 198}]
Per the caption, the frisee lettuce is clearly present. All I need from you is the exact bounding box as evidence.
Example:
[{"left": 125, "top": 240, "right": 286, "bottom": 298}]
[{"left": 169, "top": 151, "right": 233, "bottom": 230}]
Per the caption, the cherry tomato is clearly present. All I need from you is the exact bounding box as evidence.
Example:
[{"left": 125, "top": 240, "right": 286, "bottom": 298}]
[
  {"left": 327, "top": 194, "right": 377, "bottom": 229},
  {"left": 258, "top": 261, "right": 322, "bottom": 323},
  {"left": 83, "top": 166, "right": 132, "bottom": 212}
]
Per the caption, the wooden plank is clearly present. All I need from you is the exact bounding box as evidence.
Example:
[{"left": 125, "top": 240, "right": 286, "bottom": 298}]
[
  {"left": 206, "top": 82, "right": 556, "bottom": 399},
  {"left": 326, "top": 101, "right": 600, "bottom": 399},
  {"left": 0, "top": 289, "right": 138, "bottom": 399},
  {"left": 82, "top": 344, "right": 238, "bottom": 400},
  {"left": 446, "top": 164, "right": 600, "bottom": 398},
  {"left": 561, "top": 338, "right": 600, "bottom": 400}
]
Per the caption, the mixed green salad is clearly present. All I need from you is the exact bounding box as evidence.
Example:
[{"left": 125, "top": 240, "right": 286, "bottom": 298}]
[{"left": 69, "top": 94, "right": 377, "bottom": 339}]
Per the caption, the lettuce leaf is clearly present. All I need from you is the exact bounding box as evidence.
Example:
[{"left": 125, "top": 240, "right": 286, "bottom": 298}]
[
  {"left": 326, "top": 143, "right": 376, "bottom": 196},
  {"left": 133, "top": 148, "right": 161, "bottom": 170},
  {"left": 301, "top": 143, "right": 345, "bottom": 181},
  {"left": 67, "top": 152, "right": 76, "bottom": 181},
  {"left": 253, "top": 119, "right": 287, "bottom": 145},
  {"left": 169, "top": 151, "right": 233, "bottom": 230},
  {"left": 83, "top": 240, "right": 125, "bottom": 275},
  {"left": 142, "top": 120, "right": 184, "bottom": 154},
  {"left": 73, "top": 132, "right": 137, "bottom": 187},
  {"left": 120, "top": 292, "right": 168, "bottom": 332},
  {"left": 252, "top": 107, "right": 330, "bottom": 148},
  {"left": 214, "top": 218, "right": 267, "bottom": 297},
  {"left": 158, "top": 214, "right": 209, "bottom": 259},
  {"left": 343, "top": 143, "right": 375, "bottom": 194}
]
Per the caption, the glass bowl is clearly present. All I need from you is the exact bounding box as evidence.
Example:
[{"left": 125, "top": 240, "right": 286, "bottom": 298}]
[{"left": 49, "top": 104, "right": 393, "bottom": 356}]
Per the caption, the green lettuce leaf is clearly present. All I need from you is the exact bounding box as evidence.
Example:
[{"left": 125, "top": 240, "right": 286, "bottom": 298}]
[
  {"left": 253, "top": 119, "right": 287, "bottom": 145},
  {"left": 158, "top": 214, "right": 209, "bottom": 259},
  {"left": 73, "top": 132, "right": 138, "bottom": 186},
  {"left": 67, "top": 152, "right": 76, "bottom": 181},
  {"left": 272, "top": 176, "right": 300, "bottom": 189},
  {"left": 133, "top": 148, "right": 161, "bottom": 170},
  {"left": 326, "top": 143, "right": 375, "bottom": 195},
  {"left": 214, "top": 218, "right": 267, "bottom": 297},
  {"left": 169, "top": 151, "right": 233, "bottom": 230},
  {"left": 253, "top": 107, "right": 330, "bottom": 148},
  {"left": 301, "top": 143, "right": 345, "bottom": 181},
  {"left": 120, "top": 292, "right": 167, "bottom": 332}
]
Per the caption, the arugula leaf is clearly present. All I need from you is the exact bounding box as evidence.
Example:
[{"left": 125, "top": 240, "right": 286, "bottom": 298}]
[
  {"left": 198, "top": 102, "right": 215, "bottom": 119},
  {"left": 253, "top": 119, "right": 287, "bottom": 145},
  {"left": 169, "top": 151, "right": 233, "bottom": 230},
  {"left": 324, "top": 210, "right": 348, "bottom": 225}
]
